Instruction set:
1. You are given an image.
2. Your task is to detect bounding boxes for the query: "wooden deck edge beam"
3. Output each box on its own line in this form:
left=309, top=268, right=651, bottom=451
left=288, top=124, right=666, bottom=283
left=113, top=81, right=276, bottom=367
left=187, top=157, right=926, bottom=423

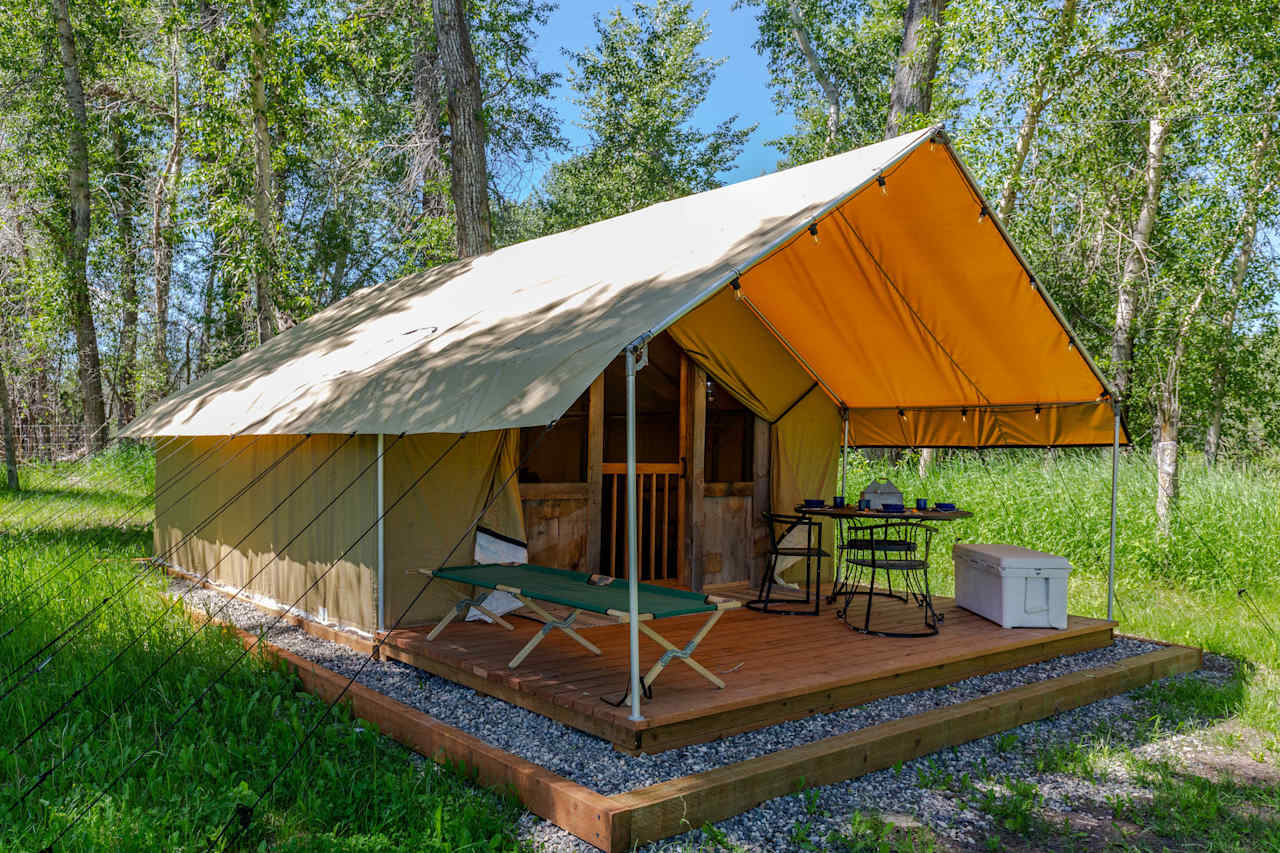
left=608, top=644, right=1201, bottom=850
left=173, top=601, right=625, bottom=851
left=632, top=625, right=1115, bottom=752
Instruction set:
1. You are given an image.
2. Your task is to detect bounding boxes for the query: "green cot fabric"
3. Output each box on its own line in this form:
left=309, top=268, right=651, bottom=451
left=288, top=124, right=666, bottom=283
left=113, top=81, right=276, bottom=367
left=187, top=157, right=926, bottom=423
left=437, top=564, right=715, bottom=618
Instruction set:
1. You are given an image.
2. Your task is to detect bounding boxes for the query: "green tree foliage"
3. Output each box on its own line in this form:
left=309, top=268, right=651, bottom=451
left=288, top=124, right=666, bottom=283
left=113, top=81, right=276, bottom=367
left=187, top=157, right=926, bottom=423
left=737, top=0, right=904, bottom=163
left=0, top=0, right=562, bottom=433
left=530, top=0, right=754, bottom=234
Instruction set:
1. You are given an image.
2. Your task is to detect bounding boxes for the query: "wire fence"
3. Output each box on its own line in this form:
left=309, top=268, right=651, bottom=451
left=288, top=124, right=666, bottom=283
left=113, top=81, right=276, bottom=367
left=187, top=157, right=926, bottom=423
left=9, top=423, right=90, bottom=463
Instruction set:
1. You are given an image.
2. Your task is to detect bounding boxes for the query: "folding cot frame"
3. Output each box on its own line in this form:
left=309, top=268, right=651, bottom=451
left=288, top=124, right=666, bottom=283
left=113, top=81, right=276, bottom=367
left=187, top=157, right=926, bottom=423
left=411, top=564, right=741, bottom=692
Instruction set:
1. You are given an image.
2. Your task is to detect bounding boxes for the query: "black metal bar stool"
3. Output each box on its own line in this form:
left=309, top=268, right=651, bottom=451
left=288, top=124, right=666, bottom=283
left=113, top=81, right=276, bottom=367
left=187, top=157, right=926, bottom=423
left=837, top=520, right=942, bottom=636
left=747, top=512, right=829, bottom=616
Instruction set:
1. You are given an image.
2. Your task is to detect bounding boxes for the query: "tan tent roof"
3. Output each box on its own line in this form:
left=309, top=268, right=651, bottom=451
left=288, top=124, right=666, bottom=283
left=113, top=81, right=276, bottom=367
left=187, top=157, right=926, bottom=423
left=126, top=127, right=1126, bottom=446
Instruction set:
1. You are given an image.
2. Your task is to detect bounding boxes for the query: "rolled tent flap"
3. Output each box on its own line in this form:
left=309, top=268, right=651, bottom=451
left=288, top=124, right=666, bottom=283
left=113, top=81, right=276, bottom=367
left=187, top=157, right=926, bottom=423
left=770, top=389, right=842, bottom=570
left=671, top=290, right=843, bottom=568
left=382, top=430, right=525, bottom=627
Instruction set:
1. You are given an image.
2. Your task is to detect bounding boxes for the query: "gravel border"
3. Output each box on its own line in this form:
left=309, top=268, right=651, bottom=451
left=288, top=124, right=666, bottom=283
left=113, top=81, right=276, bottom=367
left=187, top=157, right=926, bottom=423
left=173, top=577, right=1159, bottom=787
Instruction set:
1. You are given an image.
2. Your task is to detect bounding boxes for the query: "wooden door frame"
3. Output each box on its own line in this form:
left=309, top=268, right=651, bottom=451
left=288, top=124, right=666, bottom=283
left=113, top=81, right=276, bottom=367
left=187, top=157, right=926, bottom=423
left=587, top=348, right=695, bottom=586
left=683, top=359, right=705, bottom=590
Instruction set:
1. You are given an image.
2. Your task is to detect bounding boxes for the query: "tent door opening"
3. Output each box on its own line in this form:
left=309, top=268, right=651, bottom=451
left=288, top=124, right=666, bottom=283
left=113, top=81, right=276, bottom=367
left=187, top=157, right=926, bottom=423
left=600, top=334, right=687, bottom=584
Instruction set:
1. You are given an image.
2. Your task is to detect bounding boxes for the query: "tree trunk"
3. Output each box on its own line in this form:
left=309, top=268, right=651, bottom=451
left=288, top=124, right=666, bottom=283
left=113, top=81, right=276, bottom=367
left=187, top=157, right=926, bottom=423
left=111, top=127, right=141, bottom=426
left=1152, top=263, right=1212, bottom=531
left=249, top=16, right=278, bottom=344
left=0, top=361, right=18, bottom=489
left=1204, top=121, right=1275, bottom=466
left=410, top=34, right=449, bottom=219
left=885, top=0, right=947, bottom=138
left=1153, top=388, right=1178, bottom=535
left=151, top=35, right=183, bottom=396
left=433, top=0, right=492, bottom=257
left=917, top=447, right=934, bottom=477
left=788, top=1, right=840, bottom=154
left=996, top=0, right=1077, bottom=219
left=1111, top=111, right=1169, bottom=406
left=50, top=0, right=107, bottom=450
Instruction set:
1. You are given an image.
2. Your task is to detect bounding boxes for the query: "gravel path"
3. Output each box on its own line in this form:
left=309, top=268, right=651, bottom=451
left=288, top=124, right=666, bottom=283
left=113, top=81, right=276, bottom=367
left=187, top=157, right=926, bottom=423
left=170, top=577, right=1189, bottom=851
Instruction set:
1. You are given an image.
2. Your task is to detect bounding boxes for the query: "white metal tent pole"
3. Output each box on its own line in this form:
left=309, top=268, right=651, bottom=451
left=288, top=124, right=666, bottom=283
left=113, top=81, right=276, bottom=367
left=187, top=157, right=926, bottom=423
left=625, top=341, right=645, bottom=722
left=1107, top=408, right=1119, bottom=621
left=377, top=433, right=386, bottom=631
left=840, top=408, right=849, bottom=498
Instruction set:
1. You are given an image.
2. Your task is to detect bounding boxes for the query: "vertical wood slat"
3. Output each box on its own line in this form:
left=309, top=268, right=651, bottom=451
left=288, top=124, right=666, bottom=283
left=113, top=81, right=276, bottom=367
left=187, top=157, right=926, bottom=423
left=610, top=473, right=619, bottom=577
left=684, top=362, right=705, bottom=590
left=661, top=473, right=670, bottom=580
left=586, top=375, right=605, bottom=574
left=648, top=472, right=657, bottom=580
left=751, top=417, right=771, bottom=588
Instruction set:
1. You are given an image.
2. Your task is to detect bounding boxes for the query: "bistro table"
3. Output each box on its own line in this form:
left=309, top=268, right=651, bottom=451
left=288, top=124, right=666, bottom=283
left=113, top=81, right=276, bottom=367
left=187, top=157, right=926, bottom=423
left=796, top=505, right=974, bottom=524
left=796, top=504, right=973, bottom=631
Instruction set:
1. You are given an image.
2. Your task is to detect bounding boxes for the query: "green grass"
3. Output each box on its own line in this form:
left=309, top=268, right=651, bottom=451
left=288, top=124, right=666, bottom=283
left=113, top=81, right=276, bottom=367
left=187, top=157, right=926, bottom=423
left=0, top=444, right=522, bottom=852
left=844, top=448, right=1280, bottom=732
left=1112, top=758, right=1280, bottom=851
left=5, top=443, right=1280, bottom=851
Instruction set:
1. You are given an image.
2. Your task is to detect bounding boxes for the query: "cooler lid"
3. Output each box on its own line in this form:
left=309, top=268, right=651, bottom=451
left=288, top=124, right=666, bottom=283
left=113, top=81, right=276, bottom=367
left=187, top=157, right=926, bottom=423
left=953, top=543, right=1072, bottom=571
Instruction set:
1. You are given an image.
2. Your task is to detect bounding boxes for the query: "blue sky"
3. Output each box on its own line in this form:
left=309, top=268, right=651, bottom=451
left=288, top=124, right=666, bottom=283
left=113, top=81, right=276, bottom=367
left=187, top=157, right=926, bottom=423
left=520, top=1, right=794, bottom=194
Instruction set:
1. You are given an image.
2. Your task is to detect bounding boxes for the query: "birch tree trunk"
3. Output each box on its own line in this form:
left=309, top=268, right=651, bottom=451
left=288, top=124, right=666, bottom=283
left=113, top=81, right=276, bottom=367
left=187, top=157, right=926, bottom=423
left=1153, top=385, right=1178, bottom=533
left=249, top=16, right=279, bottom=343
left=111, top=127, right=141, bottom=426
left=885, top=0, right=947, bottom=138
left=432, top=0, right=492, bottom=257
left=1205, top=121, right=1275, bottom=466
left=1153, top=264, right=1214, bottom=531
left=1111, top=110, right=1169, bottom=405
left=996, top=0, right=1077, bottom=219
left=151, top=47, right=183, bottom=395
left=788, top=1, right=839, bottom=154
left=50, top=0, right=107, bottom=450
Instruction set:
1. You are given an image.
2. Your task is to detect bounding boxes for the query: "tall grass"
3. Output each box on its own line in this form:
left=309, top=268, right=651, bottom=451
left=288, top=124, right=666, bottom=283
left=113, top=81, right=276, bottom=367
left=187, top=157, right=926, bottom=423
left=843, top=448, right=1280, bottom=730
left=0, top=445, right=521, bottom=852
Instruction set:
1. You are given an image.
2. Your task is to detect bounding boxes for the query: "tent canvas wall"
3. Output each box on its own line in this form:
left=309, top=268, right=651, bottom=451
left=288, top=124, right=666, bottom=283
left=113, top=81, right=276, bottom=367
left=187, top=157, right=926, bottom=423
left=153, top=334, right=837, bottom=636
left=133, top=126, right=1127, bottom=645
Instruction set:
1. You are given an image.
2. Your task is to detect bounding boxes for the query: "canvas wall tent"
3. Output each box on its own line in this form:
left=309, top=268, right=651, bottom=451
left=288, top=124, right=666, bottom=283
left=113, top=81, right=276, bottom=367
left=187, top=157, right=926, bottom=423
left=130, top=127, right=1127, bottom=676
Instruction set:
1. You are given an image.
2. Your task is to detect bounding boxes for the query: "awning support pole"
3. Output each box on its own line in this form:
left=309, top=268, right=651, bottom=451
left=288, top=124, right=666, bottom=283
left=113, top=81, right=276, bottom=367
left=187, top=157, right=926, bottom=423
left=377, top=433, right=386, bottom=631
left=1107, top=408, right=1119, bottom=621
left=626, top=338, right=648, bottom=722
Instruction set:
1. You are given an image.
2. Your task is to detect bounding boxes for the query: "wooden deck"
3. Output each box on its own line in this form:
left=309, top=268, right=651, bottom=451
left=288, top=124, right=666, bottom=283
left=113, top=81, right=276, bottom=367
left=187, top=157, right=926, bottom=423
left=378, top=589, right=1117, bottom=753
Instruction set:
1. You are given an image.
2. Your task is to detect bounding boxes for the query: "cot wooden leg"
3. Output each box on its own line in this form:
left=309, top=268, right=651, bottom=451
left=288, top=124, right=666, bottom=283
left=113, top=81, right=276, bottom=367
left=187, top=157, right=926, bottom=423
left=425, top=604, right=460, bottom=641
left=470, top=604, right=515, bottom=631
left=507, top=598, right=602, bottom=669
left=426, top=598, right=515, bottom=641
left=638, top=609, right=726, bottom=689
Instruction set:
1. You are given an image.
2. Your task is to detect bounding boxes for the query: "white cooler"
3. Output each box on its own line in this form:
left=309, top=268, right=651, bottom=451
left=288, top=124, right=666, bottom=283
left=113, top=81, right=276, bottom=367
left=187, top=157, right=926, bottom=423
left=953, top=544, right=1072, bottom=629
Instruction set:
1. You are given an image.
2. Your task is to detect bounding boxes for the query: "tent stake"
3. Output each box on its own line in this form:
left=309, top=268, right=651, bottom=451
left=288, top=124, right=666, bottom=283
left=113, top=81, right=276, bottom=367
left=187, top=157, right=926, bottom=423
left=1107, top=408, right=1119, bottom=621
left=626, top=341, right=646, bottom=722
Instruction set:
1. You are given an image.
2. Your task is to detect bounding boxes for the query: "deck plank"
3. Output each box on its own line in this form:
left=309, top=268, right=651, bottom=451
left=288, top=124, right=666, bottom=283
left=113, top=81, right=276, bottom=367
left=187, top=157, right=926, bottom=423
left=378, top=592, right=1116, bottom=752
